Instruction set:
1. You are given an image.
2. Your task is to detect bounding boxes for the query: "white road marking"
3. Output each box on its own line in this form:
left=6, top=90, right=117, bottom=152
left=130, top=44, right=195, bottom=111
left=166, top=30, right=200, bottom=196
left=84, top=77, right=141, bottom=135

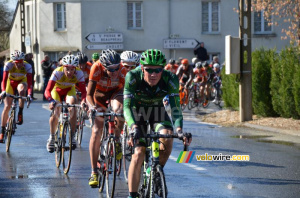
left=169, top=155, right=206, bottom=171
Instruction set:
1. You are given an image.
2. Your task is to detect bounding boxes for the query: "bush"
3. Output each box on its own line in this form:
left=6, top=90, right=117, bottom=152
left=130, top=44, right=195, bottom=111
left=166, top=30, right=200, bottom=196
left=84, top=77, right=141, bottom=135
left=252, top=48, right=277, bottom=117
left=277, top=47, right=299, bottom=118
left=221, top=68, right=239, bottom=110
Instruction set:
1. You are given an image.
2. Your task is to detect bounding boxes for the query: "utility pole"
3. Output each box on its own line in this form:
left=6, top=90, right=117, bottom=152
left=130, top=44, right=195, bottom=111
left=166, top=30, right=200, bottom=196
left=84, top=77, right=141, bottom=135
left=239, top=0, right=252, bottom=121
left=20, top=0, right=26, bottom=53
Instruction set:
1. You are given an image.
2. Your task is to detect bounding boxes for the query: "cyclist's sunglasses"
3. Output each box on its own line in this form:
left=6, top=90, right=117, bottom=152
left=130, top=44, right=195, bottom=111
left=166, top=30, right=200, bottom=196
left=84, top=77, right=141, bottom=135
left=144, top=68, right=163, bottom=74
left=107, top=65, right=120, bottom=72
left=124, top=65, right=136, bottom=70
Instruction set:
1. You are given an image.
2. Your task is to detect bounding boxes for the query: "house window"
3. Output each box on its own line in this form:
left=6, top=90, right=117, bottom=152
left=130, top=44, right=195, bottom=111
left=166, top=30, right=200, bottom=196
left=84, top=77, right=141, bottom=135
left=254, top=10, right=272, bottom=34
left=55, top=3, right=66, bottom=31
left=127, top=2, right=143, bottom=29
left=202, top=1, right=220, bottom=33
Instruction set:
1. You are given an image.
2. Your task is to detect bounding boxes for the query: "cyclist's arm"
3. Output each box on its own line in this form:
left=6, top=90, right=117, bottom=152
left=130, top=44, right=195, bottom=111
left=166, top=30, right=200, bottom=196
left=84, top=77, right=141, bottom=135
left=44, top=80, right=55, bottom=101
left=167, top=74, right=183, bottom=130
left=1, top=71, right=8, bottom=91
left=86, top=80, right=96, bottom=107
left=75, top=69, right=87, bottom=102
left=185, top=66, right=194, bottom=86
left=123, top=71, right=137, bottom=129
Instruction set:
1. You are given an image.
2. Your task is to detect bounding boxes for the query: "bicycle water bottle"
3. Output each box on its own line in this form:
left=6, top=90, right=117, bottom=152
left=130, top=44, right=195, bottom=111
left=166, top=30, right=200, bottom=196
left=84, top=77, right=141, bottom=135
left=146, top=166, right=151, bottom=177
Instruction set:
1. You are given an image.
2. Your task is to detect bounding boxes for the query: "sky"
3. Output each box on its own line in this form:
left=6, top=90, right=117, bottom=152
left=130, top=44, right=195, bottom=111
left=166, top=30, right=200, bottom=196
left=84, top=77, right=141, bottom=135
left=1, top=0, right=17, bottom=10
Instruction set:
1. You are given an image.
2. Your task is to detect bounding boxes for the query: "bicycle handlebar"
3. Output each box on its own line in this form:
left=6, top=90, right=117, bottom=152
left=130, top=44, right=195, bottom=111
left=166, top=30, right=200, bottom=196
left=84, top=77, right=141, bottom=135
left=0, top=94, right=31, bottom=108
left=50, top=103, right=82, bottom=117
left=89, top=111, right=124, bottom=128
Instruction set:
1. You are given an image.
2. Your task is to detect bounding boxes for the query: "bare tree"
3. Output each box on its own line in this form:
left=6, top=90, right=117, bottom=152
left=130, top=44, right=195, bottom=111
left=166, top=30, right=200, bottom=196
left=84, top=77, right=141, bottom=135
left=0, top=1, right=13, bottom=51
left=252, top=0, right=300, bottom=47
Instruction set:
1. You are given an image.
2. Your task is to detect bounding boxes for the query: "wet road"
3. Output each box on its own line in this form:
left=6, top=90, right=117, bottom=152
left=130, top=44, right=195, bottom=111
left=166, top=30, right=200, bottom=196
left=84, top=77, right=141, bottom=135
left=0, top=101, right=300, bottom=198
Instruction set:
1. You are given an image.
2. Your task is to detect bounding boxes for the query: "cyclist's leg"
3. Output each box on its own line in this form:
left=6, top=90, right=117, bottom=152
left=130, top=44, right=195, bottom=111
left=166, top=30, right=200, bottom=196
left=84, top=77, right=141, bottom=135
left=128, top=111, right=147, bottom=194
left=16, top=81, right=27, bottom=125
left=89, top=89, right=107, bottom=185
left=128, top=146, right=146, bottom=192
left=1, top=79, right=15, bottom=130
left=66, top=86, right=77, bottom=132
left=153, top=108, right=173, bottom=167
left=110, top=87, right=124, bottom=139
left=47, top=88, right=62, bottom=152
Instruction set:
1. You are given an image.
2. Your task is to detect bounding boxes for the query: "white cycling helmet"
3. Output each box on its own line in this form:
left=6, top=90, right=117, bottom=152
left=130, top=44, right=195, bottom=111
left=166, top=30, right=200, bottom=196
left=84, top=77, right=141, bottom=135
left=213, top=63, right=220, bottom=69
left=61, top=55, right=79, bottom=67
left=11, top=50, right=25, bottom=61
left=120, top=51, right=139, bottom=66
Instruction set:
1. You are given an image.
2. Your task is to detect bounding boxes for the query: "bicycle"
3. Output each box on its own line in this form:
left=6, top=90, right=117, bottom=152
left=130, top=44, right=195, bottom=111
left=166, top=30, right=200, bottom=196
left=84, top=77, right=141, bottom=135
left=90, top=109, right=123, bottom=197
left=121, top=122, right=133, bottom=183
left=75, top=103, right=87, bottom=146
left=51, top=101, right=81, bottom=174
left=0, top=94, right=30, bottom=152
left=210, top=77, right=222, bottom=109
left=179, top=83, right=191, bottom=111
left=138, top=127, right=191, bottom=198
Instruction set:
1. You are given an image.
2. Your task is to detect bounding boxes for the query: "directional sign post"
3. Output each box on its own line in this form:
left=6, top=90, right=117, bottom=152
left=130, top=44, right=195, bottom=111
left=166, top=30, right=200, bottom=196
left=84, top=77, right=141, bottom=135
left=163, top=39, right=199, bottom=49
left=86, top=33, right=123, bottom=43
left=86, top=44, right=124, bottom=50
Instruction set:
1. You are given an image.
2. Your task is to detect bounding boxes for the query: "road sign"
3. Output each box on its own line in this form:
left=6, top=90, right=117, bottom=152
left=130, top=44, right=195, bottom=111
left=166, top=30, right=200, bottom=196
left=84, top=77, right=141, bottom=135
left=25, top=36, right=31, bottom=46
left=86, top=33, right=123, bottom=43
left=86, top=44, right=124, bottom=50
left=163, top=39, right=199, bottom=49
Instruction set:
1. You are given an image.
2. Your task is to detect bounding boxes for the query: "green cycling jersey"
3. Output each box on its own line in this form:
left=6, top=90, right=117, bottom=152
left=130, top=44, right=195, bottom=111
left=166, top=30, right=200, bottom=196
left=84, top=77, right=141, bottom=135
left=123, top=67, right=183, bottom=130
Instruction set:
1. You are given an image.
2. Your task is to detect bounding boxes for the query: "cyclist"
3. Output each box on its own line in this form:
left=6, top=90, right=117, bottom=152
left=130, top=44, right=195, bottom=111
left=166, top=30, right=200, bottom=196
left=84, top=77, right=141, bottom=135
left=91, top=52, right=99, bottom=64
left=121, top=50, right=139, bottom=73
left=77, top=52, right=92, bottom=86
left=164, top=59, right=179, bottom=74
left=45, top=55, right=87, bottom=153
left=87, top=49, right=126, bottom=187
left=203, top=61, right=214, bottom=103
left=176, top=59, right=194, bottom=106
left=193, top=62, right=207, bottom=103
left=211, top=63, right=222, bottom=103
left=124, top=49, right=191, bottom=198
left=0, top=51, right=33, bottom=143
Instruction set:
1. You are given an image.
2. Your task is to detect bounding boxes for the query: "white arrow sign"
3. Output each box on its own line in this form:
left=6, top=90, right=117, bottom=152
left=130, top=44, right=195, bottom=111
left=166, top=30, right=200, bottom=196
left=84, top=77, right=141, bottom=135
left=86, top=44, right=124, bottom=50
left=163, top=39, right=199, bottom=49
left=86, top=33, right=123, bottom=43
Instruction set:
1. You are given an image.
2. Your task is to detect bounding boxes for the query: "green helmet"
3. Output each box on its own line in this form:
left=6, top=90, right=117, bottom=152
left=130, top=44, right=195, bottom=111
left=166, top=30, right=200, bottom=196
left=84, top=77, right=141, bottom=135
left=140, top=49, right=166, bottom=67
left=92, top=53, right=99, bottom=60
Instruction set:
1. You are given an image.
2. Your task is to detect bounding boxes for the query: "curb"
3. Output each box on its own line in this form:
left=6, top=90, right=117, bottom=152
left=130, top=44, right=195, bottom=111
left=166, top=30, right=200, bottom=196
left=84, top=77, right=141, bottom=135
left=243, top=123, right=299, bottom=137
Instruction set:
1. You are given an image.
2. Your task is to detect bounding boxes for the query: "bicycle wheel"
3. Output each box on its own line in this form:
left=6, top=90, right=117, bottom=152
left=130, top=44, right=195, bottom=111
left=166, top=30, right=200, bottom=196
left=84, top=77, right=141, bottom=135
left=5, top=116, right=14, bottom=152
left=62, top=123, right=72, bottom=174
left=122, top=126, right=132, bottom=183
left=150, top=165, right=167, bottom=198
left=55, top=126, right=62, bottom=168
left=97, top=159, right=106, bottom=192
left=105, top=139, right=116, bottom=198
left=187, top=92, right=196, bottom=110
left=76, top=109, right=84, bottom=145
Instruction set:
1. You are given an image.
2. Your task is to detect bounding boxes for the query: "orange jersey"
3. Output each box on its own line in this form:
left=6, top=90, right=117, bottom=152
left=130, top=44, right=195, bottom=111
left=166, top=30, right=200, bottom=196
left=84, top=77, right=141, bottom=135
left=89, top=61, right=127, bottom=92
left=193, top=68, right=207, bottom=81
left=82, top=61, right=92, bottom=84
left=164, top=64, right=179, bottom=74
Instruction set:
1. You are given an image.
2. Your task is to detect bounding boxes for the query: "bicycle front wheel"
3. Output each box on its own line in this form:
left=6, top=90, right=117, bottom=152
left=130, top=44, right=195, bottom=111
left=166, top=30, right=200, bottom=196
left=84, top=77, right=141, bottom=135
left=122, top=126, right=131, bottom=183
left=151, top=165, right=167, bottom=198
left=105, top=139, right=116, bottom=198
left=5, top=116, right=14, bottom=152
left=76, top=109, right=84, bottom=145
left=55, top=125, right=62, bottom=168
left=62, top=123, right=72, bottom=174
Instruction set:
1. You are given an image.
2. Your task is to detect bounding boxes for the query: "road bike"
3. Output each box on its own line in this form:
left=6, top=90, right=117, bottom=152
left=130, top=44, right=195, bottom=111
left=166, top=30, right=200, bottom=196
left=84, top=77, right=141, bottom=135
left=121, top=122, right=133, bottom=183
left=209, top=76, right=223, bottom=109
left=90, top=109, right=123, bottom=197
left=0, top=94, right=30, bottom=152
left=52, top=102, right=81, bottom=174
left=75, top=103, right=87, bottom=146
left=138, top=127, right=191, bottom=198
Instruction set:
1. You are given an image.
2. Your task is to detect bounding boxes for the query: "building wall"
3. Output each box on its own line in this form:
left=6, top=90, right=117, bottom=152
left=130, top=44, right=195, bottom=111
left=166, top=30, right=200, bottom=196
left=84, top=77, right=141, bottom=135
left=10, top=0, right=291, bottom=91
